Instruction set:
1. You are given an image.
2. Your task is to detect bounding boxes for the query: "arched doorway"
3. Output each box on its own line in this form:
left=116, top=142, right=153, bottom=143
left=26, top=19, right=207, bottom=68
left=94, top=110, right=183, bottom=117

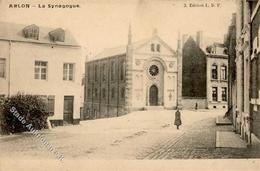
left=149, top=85, right=158, bottom=106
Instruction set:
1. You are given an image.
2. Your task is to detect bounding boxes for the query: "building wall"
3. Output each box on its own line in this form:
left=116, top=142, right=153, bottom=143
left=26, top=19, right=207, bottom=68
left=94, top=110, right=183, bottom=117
left=181, top=98, right=207, bottom=109
left=131, top=38, right=178, bottom=109
left=232, top=0, right=260, bottom=144
left=250, top=3, right=260, bottom=140
left=0, top=40, right=83, bottom=124
left=84, top=55, right=126, bottom=119
left=0, top=41, right=10, bottom=95
left=182, top=37, right=207, bottom=109
left=182, top=37, right=207, bottom=98
left=224, top=13, right=236, bottom=122
left=84, top=35, right=178, bottom=118
left=207, top=55, right=228, bottom=109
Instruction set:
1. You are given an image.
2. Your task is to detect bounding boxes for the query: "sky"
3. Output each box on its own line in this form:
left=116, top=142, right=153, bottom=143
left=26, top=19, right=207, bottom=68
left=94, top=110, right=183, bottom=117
left=0, top=0, right=236, bottom=57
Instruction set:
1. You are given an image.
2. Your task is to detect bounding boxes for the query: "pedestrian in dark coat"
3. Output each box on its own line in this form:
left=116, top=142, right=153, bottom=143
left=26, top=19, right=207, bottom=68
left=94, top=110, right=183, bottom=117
left=195, top=102, right=198, bottom=110
left=174, top=108, right=182, bottom=129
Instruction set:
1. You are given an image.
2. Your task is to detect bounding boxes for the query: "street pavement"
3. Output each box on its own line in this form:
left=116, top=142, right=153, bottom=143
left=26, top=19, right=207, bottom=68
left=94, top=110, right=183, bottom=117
left=0, top=109, right=259, bottom=161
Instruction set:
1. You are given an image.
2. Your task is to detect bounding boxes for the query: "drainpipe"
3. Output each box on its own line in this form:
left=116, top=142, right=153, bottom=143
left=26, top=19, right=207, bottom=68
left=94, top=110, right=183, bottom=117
left=8, top=40, right=12, bottom=97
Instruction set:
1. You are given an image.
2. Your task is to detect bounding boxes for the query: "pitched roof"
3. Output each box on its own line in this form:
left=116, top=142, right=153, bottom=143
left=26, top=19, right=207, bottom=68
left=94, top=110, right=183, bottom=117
left=89, top=38, right=150, bottom=61
left=0, top=22, right=80, bottom=46
left=89, top=35, right=176, bottom=61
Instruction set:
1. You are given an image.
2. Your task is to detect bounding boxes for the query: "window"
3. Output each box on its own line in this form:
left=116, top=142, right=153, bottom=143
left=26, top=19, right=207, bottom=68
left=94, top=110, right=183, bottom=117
left=94, top=64, right=98, bottom=81
left=221, top=65, right=227, bottom=80
left=102, top=64, right=106, bottom=81
left=149, top=65, right=159, bottom=76
left=23, top=25, right=39, bottom=40
left=222, top=87, right=227, bottom=101
left=94, top=88, right=98, bottom=98
left=35, top=61, right=47, bottom=80
left=63, top=63, right=74, bottom=81
left=111, top=61, right=115, bottom=81
left=212, top=87, right=218, bottom=101
left=49, top=28, right=65, bottom=42
left=151, top=44, right=155, bottom=52
left=211, top=64, right=218, bottom=79
left=111, top=87, right=115, bottom=99
left=121, top=88, right=125, bottom=98
left=0, top=58, right=6, bottom=78
left=87, top=66, right=91, bottom=83
left=87, top=88, right=91, bottom=98
left=156, top=44, right=160, bottom=52
left=102, top=88, right=106, bottom=99
left=120, top=60, right=125, bottom=81
left=47, top=96, right=55, bottom=116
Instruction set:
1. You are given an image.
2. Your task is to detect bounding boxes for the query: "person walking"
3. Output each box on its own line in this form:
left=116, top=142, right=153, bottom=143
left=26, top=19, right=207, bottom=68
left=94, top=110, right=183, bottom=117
left=174, top=108, right=182, bottom=129
left=195, top=102, right=198, bottom=110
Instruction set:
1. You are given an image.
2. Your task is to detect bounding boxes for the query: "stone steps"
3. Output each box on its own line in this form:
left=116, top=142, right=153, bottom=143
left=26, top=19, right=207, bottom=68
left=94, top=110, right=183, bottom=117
left=144, top=106, right=165, bottom=110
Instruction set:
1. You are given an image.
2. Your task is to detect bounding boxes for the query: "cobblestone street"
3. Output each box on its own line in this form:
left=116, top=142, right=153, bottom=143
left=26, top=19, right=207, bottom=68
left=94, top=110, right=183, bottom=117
left=137, top=117, right=260, bottom=159
left=0, top=109, right=259, bottom=161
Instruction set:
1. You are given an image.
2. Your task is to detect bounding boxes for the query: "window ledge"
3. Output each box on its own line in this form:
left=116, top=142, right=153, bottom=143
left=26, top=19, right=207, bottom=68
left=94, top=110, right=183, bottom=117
left=220, top=79, right=228, bottom=82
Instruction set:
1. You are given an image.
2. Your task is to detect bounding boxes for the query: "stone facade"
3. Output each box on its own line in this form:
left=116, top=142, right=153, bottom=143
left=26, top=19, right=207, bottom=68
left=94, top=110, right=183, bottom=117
left=206, top=53, right=228, bottom=109
left=250, top=1, right=260, bottom=142
left=226, top=0, right=260, bottom=144
left=84, top=29, right=180, bottom=119
left=225, top=13, right=236, bottom=123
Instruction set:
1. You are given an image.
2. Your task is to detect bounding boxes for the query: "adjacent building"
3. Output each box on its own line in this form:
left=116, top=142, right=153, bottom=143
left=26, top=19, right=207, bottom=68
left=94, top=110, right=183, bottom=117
left=226, top=0, right=260, bottom=144
left=182, top=33, right=207, bottom=109
left=182, top=32, right=228, bottom=109
left=0, top=22, right=83, bottom=126
left=206, top=43, right=228, bottom=109
left=84, top=28, right=181, bottom=119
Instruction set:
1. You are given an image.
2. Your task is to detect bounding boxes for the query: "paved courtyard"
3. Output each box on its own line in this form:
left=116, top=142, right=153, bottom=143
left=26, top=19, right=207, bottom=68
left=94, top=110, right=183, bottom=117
left=0, top=109, right=259, bottom=161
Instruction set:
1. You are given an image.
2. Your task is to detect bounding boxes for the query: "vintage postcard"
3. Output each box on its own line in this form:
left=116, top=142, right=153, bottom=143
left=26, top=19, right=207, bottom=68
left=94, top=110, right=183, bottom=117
left=0, top=0, right=259, bottom=170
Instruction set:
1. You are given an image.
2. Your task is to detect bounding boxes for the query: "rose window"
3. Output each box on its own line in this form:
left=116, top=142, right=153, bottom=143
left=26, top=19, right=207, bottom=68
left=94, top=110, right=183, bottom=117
left=149, top=65, right=159, bottom=76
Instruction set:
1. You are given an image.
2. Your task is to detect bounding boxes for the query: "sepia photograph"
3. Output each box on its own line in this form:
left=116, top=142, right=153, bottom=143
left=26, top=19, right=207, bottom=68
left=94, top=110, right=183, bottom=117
left=0, top=0, right=259, bottom=170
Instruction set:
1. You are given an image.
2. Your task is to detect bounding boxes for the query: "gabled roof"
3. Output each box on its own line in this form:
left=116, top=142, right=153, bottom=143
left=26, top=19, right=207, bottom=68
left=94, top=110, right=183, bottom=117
left=0, top=22, right=80, bottom=46
left=89, top=35, right=176, bottom=61
left=184, top=36, right=207, bottom=54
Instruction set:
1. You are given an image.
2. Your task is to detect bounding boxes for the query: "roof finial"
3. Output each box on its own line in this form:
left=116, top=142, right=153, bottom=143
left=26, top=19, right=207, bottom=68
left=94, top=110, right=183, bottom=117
left=128, top=23, right=132, bottom=45
left=152, top=28, right=158, bottom=36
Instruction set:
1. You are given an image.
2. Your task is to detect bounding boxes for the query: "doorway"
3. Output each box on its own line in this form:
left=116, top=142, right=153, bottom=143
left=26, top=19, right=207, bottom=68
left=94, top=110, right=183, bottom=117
left=63, top=96, right=74, bottom=124
left=149, top=85, right=158, bottom=106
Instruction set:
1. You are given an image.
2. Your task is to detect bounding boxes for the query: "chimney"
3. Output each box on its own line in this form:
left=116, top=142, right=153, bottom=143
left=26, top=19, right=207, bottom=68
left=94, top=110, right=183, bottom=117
left=196, top=31, right=203, bottom=48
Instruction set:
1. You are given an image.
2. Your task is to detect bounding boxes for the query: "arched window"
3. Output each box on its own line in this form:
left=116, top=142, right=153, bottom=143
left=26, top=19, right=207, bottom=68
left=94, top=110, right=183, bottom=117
left=87, top=66, right=91, bottom=83
left=121, top=88, right=125, bottom=98
left=102, top=64, right=106, bottom=81
left=221, top=65, right=227, bottom=80
left=94, top=88, right=98, bottom=98
left=94, top=64, right=98, bottom=81
left=151, top=44, right=155, bottom=52
left=120, top=59, right=125, bottom=81
left=87, top=88, right=91, bottom=98
left=211, top=64, right=218, bottom=79
left=102, top=88, right=106, bottom=99
left=111, top=87, right=115, bottom=99
left=156, top=44, right=160, bottom=52
left=111, top=61, right=115, bottom=81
